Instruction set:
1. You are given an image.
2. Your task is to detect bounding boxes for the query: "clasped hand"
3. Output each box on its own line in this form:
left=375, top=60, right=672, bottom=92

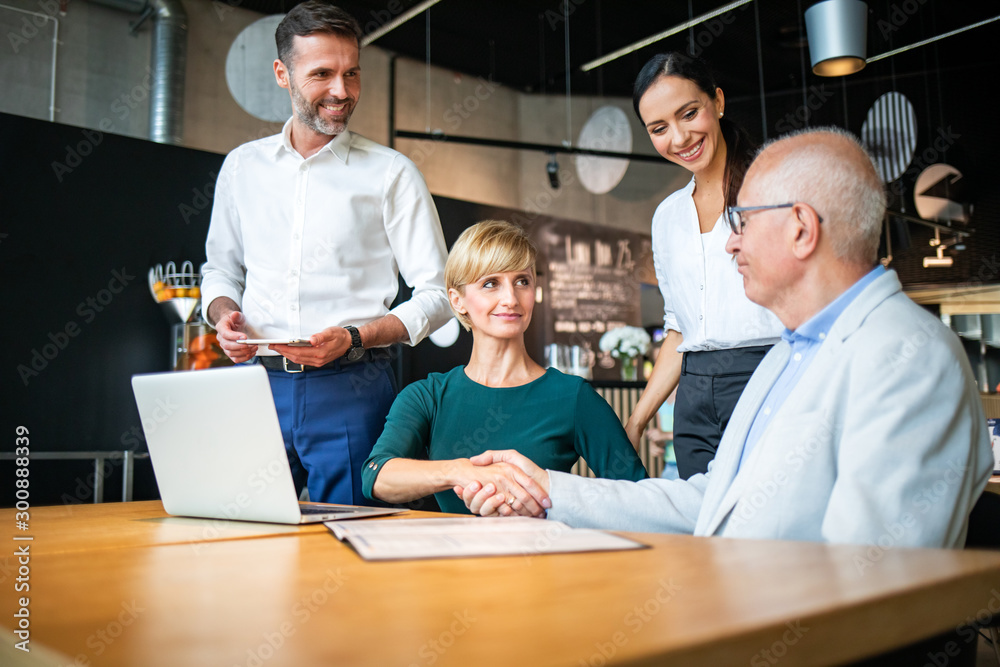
left=453, top=451, right=551, bottom=518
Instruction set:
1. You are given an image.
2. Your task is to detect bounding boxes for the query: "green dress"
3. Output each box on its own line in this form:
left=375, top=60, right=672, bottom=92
left=362, top=366, right=648, bottom=514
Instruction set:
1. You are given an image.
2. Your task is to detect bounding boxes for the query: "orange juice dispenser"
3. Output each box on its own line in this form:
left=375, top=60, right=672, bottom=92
left=148, top=261, right=231, bottom=371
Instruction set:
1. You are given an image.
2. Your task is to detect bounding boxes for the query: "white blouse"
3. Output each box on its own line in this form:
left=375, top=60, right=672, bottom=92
left=651, top=178, right=782, bottom=354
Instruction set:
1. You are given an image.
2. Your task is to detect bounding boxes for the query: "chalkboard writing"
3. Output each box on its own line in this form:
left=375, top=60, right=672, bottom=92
left=533, top=218, right=654, bottom=381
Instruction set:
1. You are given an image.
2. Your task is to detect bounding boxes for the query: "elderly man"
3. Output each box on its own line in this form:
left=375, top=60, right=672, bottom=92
left=202, top=2, right=450, bottom=505
left=458, top=127, right=991, bottom=549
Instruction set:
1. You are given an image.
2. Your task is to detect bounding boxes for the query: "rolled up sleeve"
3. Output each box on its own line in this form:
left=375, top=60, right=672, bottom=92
left=382, top=155, right=451, bottom=345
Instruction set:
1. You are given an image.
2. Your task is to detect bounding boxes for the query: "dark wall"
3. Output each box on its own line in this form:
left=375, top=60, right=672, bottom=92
left=1, top=113, right=226, bottom=503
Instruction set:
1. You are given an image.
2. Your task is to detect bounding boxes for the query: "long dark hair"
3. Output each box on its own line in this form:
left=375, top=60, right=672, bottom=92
left=633, top=53, right=755, bottom=211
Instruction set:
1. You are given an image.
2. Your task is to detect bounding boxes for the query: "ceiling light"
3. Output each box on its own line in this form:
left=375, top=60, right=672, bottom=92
left=804, top=0, right=868, bottom=77
left=579, top=0, right=755, bottom=73
left=361, top=0, right=442, bottom=47
left=923, top=229, right=956, bottom=268
left=867, top=14, right=1000, bottom=65
left=923, top=256, right=953, bottom=268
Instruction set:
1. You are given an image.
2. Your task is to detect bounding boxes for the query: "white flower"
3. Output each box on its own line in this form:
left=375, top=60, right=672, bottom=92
left=598, top=326, right=651, bottom=360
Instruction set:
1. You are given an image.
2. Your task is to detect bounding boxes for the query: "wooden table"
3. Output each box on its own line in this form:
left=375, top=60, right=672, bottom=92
left=0, top=500, right=326, bottom=555
left=3, top=502, right=1000, bottom=666
left=987, top=474, right=1000, bottom=495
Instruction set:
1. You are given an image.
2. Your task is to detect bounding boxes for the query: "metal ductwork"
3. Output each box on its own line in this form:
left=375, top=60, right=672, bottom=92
left=87, top=0, right=187, bottom=145
left=148, top=0, right=187, bottom=144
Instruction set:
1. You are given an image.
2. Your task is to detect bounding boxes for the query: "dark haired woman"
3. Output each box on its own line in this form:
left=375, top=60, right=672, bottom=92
left=624, top=53, right=782, bottom=479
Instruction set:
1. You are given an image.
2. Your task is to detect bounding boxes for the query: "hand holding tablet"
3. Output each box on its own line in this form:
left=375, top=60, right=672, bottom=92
left=238, top=338, right=313, bottom=347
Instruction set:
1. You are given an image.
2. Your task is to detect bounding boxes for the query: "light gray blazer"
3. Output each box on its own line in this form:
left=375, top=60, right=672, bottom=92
left=549, top=270, right=992, bottom=548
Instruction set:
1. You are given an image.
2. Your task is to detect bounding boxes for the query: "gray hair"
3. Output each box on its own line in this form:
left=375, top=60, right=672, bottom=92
left=752, top=126, right=886, bottom=266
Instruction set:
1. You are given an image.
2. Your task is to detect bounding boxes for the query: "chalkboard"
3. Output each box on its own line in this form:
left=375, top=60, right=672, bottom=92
left=533, top=218, right=655, bottom=381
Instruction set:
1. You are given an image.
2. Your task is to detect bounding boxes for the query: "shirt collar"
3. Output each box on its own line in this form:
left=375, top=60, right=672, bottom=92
left=787, top=264, right=886, bottom=343
left=274, top=118, right=352, bottom=163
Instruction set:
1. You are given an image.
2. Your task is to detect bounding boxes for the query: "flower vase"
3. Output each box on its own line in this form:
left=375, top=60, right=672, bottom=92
left=620, top=356, right=639, bottom=382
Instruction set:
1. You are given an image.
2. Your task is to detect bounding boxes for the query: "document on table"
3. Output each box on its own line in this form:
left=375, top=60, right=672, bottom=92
left=325, top=517, right=647, bottom=561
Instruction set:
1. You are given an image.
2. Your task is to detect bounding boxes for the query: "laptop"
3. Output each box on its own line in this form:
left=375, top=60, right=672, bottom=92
left=131, top=364, right=403, bottom=524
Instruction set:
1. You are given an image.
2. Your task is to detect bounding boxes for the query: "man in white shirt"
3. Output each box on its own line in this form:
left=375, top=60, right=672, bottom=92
left=202, top=1, right=450, bottom=505
left=455, top=128, right=991, bottom=551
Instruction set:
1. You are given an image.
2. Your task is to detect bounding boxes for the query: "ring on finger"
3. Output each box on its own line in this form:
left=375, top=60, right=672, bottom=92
left=507, top=496, right=516, bottom=506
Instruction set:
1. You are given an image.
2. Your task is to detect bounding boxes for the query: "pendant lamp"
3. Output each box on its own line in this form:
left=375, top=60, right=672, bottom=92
left=805, top=0, right=868, bottom=76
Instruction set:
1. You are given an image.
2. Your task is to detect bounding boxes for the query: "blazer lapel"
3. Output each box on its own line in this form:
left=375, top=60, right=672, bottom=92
left=696, top=344, right=789, bottom=536
left=699, top=270, right=904, bottom=536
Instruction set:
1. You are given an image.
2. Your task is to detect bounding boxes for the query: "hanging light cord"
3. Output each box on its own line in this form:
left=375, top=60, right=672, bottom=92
left=425, top=10, right=431, bottom=133
left=754, top=1, right=767, bottom=139
left=564, top=0, right=572, bottom=147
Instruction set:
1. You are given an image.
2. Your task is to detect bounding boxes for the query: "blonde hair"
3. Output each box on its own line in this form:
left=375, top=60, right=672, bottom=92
left=445, top=220, right=537, bottom=330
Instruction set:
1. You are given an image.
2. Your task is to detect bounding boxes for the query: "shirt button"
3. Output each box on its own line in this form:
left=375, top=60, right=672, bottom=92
left=293, top=233, right=300, bottom=240
left=700, top=285, right=704, bottom=290
left=793, top=353, right=802, bottom=361
left=290, top=304, right=298, bottom=311
left=763, top=407, right=771, bottom=416
left=819, top=332, right=827, bottom=340
left=699, top=315, right=703, bottom=321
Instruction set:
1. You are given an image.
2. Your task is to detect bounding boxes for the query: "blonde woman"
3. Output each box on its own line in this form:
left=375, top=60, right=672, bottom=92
left=362, top=220, right=647, bottom=515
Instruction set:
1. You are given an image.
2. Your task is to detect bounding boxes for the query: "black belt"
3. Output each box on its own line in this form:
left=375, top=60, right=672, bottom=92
left=257, top=348, right=391, bottom=374
left=681, top=345, right=772, bottom=377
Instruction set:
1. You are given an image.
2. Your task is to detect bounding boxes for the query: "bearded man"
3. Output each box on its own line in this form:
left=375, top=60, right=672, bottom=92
left=202, top=1, right=450, bottom=505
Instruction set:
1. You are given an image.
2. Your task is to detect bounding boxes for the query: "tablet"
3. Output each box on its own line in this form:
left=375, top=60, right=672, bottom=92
left=237, top=338, right=313, bottom=346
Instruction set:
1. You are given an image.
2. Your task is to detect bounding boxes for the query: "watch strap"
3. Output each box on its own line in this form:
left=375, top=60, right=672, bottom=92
left=344, top=325, right=365, bottom=361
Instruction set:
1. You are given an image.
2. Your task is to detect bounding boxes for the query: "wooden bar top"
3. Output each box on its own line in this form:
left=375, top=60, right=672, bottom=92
left=2, top=502, right=1000, bottom=666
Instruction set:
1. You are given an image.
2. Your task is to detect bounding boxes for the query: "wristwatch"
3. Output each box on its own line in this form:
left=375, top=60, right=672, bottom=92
left=344, top=325, right=365, bottom=361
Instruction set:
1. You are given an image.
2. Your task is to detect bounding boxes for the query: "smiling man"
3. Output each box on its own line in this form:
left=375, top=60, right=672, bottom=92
left=201, top=2, right=451, bottom=506
left=458, top=127, right=992, bottom=551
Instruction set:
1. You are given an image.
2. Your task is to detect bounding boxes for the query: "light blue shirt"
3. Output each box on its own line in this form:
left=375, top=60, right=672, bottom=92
left=737, top=265, right=886, bottom=470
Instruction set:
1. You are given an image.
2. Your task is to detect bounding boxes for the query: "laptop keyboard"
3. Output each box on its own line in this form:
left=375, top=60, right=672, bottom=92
left=300, top=504, right=348, bottom=515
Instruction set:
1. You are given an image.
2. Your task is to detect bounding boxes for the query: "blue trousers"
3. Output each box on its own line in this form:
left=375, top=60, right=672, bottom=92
left=264, top=359, right=396, bottom=505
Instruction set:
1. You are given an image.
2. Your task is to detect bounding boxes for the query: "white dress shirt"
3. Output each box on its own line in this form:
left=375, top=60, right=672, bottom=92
left=202, top=120, right=451, bottom=353
left=651, top=178, right=782, bottom=353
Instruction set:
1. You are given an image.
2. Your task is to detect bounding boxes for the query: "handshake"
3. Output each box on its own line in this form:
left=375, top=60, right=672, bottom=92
left=453, top=451, right=552, bottom=518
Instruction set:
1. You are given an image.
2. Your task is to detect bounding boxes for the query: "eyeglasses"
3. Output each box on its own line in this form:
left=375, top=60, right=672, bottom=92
left=725, top=203, right=795, bottom=235
left=725, top=202, right=825, bottom=235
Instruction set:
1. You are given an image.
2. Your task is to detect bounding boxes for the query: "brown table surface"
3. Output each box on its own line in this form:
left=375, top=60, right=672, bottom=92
left=3, top=502, right=1000, bottom=666
left=988, top=475, right=1000, bottom=495
left=0, top=500, right=422, bottom=556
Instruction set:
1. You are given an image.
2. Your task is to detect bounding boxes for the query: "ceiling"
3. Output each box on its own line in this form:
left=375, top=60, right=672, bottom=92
left=235, top=0, right=999, bottom=100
